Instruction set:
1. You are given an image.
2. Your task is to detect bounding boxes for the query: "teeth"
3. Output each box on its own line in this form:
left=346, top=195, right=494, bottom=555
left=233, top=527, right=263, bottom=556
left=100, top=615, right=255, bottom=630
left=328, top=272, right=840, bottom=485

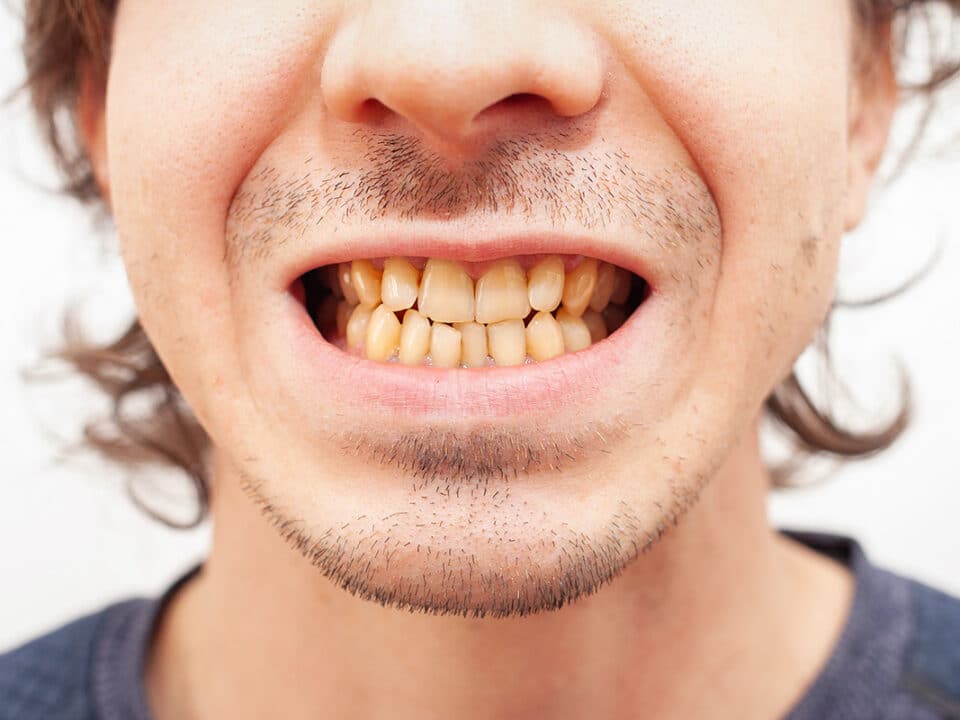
left=475, top=259, right=531, bottom=324
left=603, top=305, right=628, bottom=335
left=346, top=304, right=373, bottom=350
left=398, top=309, right=431, bottom=365
left=555, top=308, right=592, bottom=352
left=351, top=259, right=382, bottom=308
left=561, top=258, right=598, bottom=317
left=338, top=263, right=360, bottom=305
left=418, top=259, right=476, bottom=324
left=381, top=257, right=420, bottom=311
left=430, top=323, right=462, bottom=368
left=456, top=322, right=489, bottom=368
left=527, top=256, right=565, bottom=312
left=610, top=267, right=632, bottom=305
left=336, top=301, right=353, bottom=338
left=582, top=309, right=608, bottom=343
left=487, top=319, right=527, bottom=367
left=365, top=305, right=402, bottom=362
left=589, top=262, right=616, bottom=312
left=525, top=311, right=565, bottom=362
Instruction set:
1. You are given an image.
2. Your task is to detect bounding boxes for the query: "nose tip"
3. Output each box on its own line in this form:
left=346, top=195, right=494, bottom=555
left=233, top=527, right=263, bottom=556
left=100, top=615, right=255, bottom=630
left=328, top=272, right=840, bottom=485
left=321, top=4, right=605, bottom=142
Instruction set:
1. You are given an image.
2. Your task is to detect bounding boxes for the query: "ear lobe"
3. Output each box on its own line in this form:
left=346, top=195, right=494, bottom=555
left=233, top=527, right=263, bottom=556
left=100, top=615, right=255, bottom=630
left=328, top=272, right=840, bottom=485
left=844, top=23, right=899, bottom=232
left=78, top=61, right=111, bottom=203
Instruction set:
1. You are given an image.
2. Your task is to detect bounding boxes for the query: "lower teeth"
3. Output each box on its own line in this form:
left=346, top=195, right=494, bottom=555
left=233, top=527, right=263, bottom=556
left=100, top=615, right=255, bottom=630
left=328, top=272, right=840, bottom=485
left=302, top=255, right=645, bottom=368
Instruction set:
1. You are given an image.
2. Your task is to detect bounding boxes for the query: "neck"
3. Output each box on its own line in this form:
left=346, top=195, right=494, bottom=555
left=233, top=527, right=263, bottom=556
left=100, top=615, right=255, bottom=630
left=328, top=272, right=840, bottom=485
left=146, top=424, right=853, bottom=720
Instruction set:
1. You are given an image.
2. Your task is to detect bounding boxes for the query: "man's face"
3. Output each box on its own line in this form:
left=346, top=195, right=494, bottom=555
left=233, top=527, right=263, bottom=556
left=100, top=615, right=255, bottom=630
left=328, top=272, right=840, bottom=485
left=95, top=1, right=884, bottom=615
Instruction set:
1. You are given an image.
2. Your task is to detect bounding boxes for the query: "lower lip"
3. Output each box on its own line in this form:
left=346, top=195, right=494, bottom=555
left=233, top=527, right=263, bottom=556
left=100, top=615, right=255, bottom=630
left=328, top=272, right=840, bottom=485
left=283, top=293, right=662, bottom=419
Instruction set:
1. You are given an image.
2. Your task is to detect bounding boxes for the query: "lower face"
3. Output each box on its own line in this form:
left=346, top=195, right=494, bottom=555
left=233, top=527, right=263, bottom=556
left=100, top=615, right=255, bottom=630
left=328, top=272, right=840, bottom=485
left=104, top=0, right=852, bottom=616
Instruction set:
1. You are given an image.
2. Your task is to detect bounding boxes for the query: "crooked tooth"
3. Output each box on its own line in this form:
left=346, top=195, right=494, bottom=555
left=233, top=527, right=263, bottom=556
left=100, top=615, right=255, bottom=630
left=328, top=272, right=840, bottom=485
left=336, top=301, right=352, bottom=338
left=418, top=259, right=475, bottom=324
left=487, top=319, right=526, bottom=367
left=561, top=258, right=598, bottom=317
left=610, top=267, right=632, bottom=305
left=338, top=263, right=360, bottom=305
left=589, top=262, right=616, bottom=312
left=381, top=257, right=420, bottom=311
left=430, top=323, right=462, bottom=368
left=525, top=311, right=565, bottom=362
left=555, top=308, right=592, bottom=352
left=365, top=305, right=401, bottom=362
left=527, top=256, right=565, bottom=312
left=455, top=322, right=489, bottom=368
left=351, top=259, right=382, bottom=308
left=582, top=309, right=608, bottom=343
left=398, top=309, right=431, bottom=365
left=346, top=304, right=373, bottom=350
left=475, top=259, right=531, bottom=324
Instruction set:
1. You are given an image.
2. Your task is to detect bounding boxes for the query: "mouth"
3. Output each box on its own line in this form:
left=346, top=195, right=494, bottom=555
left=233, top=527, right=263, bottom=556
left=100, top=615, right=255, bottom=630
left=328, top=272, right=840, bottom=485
left=294, top=254, right=650, bottom=368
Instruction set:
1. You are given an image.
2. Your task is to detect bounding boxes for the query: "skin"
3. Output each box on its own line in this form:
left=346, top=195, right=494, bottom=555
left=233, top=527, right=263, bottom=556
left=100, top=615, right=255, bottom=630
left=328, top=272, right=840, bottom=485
left=80, top=0, right=897, bottom=717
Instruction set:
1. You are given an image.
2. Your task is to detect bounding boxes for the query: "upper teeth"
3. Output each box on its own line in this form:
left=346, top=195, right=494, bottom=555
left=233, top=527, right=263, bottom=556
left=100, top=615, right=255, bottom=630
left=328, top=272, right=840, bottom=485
left=319, top=255, right=635, bottom=368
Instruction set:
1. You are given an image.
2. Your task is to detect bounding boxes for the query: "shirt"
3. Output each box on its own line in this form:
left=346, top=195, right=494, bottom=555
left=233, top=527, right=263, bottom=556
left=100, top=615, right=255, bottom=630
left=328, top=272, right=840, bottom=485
left=2, top=531, right=959, bottom=719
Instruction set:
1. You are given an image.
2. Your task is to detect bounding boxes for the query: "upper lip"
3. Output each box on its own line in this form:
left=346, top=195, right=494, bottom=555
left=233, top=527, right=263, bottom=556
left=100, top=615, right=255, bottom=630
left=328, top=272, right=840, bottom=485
left=277, top=224, right=656, bottom=292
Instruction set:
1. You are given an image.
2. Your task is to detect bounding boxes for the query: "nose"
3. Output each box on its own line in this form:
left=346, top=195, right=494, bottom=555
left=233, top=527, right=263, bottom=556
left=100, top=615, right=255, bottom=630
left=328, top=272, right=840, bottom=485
left=321, top=0, right=605, bottom=142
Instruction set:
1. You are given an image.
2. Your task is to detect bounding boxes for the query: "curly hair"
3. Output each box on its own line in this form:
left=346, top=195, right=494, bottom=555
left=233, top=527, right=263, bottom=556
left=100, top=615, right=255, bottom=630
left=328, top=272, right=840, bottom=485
left=18, top=0, right=960, bottom=527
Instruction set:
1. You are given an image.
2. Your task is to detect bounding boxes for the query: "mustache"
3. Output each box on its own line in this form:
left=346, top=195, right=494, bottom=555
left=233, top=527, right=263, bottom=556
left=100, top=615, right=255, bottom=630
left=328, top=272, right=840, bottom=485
left=225, top=130, right=718, bottom=266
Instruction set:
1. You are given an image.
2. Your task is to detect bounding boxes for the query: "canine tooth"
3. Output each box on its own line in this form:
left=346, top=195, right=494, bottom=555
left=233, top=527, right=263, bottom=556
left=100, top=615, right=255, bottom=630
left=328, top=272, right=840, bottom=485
left=610, top=268, right=631, bottom=305
left=582, top=309, right=607, bottom=343
left=555, top=308, right=592, bottom=352
left=589, top=262, right=616, bottom=312
left=346, top=304, right=373, bottom=349
left=475, top=259, right=531, bottom=324
left=336, top=301, right=352, bottom=337
left=338, top=263, right=360, bottom=305
left=365, top=305, right=401, bottom=362
left=418, top=259, right=475, bottom=323
left=381, top=257, right=420, bottom=311
left=430, top=323, right=462, bottom=368
left=351, top=259, right=382, bottom=308
left=525, top=312, right=565, bottom=362
left=561, top=258, right=598, bottom=317
left=527, top=256, right=565, bottom=312
left=399, top=309, right=431, bottom=365
left=604, top=305, right=628, bottom=334
left=487, top=319, right=526, bottom=367
left=455, top=322, right=489, bottom=368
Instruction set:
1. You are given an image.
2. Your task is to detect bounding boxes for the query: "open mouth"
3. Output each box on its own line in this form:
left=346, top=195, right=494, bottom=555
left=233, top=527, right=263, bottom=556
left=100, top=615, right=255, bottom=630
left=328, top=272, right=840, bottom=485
left=294, top=255, right=649, bottom=368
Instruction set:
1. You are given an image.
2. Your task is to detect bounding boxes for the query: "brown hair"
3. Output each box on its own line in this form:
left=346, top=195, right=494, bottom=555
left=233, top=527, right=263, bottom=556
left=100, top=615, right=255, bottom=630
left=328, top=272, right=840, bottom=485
left=19, top=0, right=960, bottom=527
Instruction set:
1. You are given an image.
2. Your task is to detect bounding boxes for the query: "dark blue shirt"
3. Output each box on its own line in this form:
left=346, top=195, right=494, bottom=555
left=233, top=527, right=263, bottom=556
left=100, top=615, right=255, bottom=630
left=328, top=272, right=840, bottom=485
left=2, top=531, right=959, bottom=719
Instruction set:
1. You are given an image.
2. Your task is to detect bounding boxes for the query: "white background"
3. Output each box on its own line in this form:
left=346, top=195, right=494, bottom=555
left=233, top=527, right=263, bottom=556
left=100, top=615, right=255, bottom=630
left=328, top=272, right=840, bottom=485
left=1, top=9, right=958, bottom=652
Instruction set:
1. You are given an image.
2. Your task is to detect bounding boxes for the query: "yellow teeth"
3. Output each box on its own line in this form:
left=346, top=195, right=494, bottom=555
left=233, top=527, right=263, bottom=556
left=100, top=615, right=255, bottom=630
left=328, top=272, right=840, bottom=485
left=381, top=257, right=420, bottom=311
left=418, top=259, right=476, bottom=324
left=475, top=259, right=531, bottom=324
left=561, top=258, right=598, bottom=317
left=527, top=256, right=565, bottom=312
left=487, top=319, right=527, bottom=367
left=321, top=254, right=641, bottom=367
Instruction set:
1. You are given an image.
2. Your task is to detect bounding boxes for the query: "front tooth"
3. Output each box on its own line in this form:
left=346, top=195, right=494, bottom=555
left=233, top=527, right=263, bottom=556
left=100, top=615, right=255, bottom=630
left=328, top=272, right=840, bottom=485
left=610, top=267, right=632, bottom=305
left=430, top=323, right=462, bottom=368
left=381, top=257, right=420, bottom=311
left=338, top=263, right=360, bottom=305
left=351, top=259, right=382, bottom=308
left=487, top=319, right=526, bottom=366
left=418, top=259, right=475, bottom=323
left=589, top=262, right=617, bottom=312
left=475, top=259, right=531, bottom=324
left=582, top=309, right=608, bottom=343
left=398, top=309, right=431, bottom=365
left=555, top=308, right=592, bottom=352
left=346, top=304, right=373, bottom=349
left=561, top=258, right=598, bottom=317
left=525, top=312, right=565, bottom=362
left=365, top=305, right=402, bottom=362
left=455, top=322, right=489, bottom=368
left=527, top=256, right=565, bottom=312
